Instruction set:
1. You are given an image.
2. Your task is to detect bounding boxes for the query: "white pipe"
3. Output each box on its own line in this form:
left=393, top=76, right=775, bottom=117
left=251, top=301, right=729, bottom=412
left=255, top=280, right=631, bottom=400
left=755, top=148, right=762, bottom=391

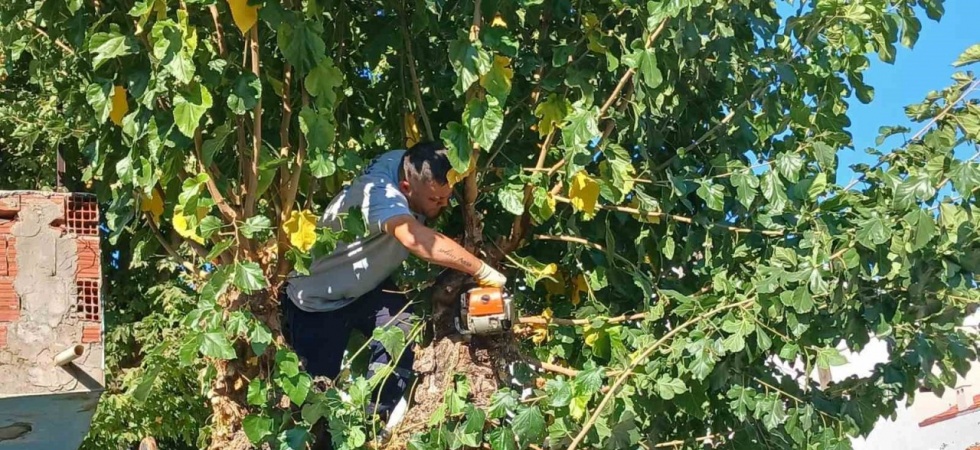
left=53, top=344, right=84, bottom=367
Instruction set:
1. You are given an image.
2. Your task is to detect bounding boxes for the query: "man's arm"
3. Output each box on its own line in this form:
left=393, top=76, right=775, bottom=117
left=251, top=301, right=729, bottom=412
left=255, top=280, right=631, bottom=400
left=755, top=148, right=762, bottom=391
left=383, top=215, right=505, bottom=286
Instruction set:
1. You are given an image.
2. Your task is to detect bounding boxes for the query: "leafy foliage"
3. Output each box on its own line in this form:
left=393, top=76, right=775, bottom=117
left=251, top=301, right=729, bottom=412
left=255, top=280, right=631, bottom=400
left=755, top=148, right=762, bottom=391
left=1, top=0, right=979, bottom=449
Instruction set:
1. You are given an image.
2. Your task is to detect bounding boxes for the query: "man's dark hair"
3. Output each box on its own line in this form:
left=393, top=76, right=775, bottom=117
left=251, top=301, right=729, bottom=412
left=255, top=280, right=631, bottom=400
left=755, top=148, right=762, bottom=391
left=402, top=141, right=451, bottom=185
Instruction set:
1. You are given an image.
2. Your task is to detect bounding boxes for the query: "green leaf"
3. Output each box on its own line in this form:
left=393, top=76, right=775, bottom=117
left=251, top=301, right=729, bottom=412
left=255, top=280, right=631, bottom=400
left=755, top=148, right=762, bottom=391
left=953, top=44, right=980, bottom=67
left=561, top=106, right=600, bottom=151
left=242, top=414, right=273, bottom=444
left=812, top=142, right=837, bottom=170
left=299, top=106, right=335, bottom=156
left=304, top=57, right=343, bottom=106
left=457, top=405, right=486, bottom=447
left=449, top=36, right=491, bottom=96
left=276, top=349, right=301, bottom=377
left=731, top=171, right=759, bottom=208
left=441, top=122, right=471, bottom=173
left=624, top=48, right=663, bottom=88
left=949, top=161, right=980, bottom=195
left=481, top=55, right=513, bottom=101
left=202, top=123, right=233, bottom=166
left=88, top=29, right=139, bottom=70
left=487, top=427, right=518, bottom=450
left=498, top=188, right=525, bottom=215
left=233, top=261, right=268, bottom=293
left=808, top=173, right=828, bottom=200
left=227, top=73, right=261, bottom=115
left=150, top=19, right=195, bottom=84
left=855, top=216, right=891, bottom=249
left=131, top=364, right=160, bottom=402
left=279, top=428, right=311, bottom=450
left=249, top=321, right=273, bottom=355
left=200, top=332, right=236, bottom=360
left=903, top=209, right=937, bottom=251
left=780, top=286, right=815, bottom=313
left=173, top=83, right=213, bottom=137
left=574, top=366, right=605, bottom=395
left=775, top=153, right=804, bottom=182
left=511, top=406, right=545, bottom=444
left=86, top=80, right=113, bottom=122
left=761, top=172, right=788, bottom=212
left=179, top=332, right=203, bottom=365
left=529, top=187, right=556, bottom=224
left=816, top=347, right=848, bottom=370
left=241, top=215, right=272, bottom=239
left=534, top=94, right=570, bottom=138
left=464, top=96, right=504, bottom=150
left=281, top=373, right=312, bottom=405
left=895, top=174, right=936, bottom=204
left=277, top=21, right=326, bottom=74
left=373, top=326, right=406, bottom=359
left=655, top=375, right=688, bottom=400
left=545, top=378, right=573, bottom=407
left=727, top=386, right=757, bottom=421
left=247, top=378, right=268, bottom=406
left=488, top=390, right=518, bottom=419
left=696, top=181, right=725, bottom=211
left=199, top=216, right=223, bottom=239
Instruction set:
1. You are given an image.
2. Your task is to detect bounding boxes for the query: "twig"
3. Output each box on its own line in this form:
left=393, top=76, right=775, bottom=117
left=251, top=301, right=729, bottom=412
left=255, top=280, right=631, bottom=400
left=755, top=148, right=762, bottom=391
left=208, top=5, right=227, bottom=57
left=396, top=0, right=433, bottom=140
left=193, top=129, right=239, bottom=222
left=547, top=19, right=669, bottom=176
left=842, top=78, right=980, bottom=192
left=550, top=195, right=785, bottom=236
left=145, top=212, right=188, bottom=267
left=598, top=19, right=667, bottom=118
left=468, top=0, right=482, bottom=42
left=533, top=233, right=604, bottom=251
left=565, top=298, right=755, bottom=450
left=31, top=25, right=74, bottom=55
left=276, top=89, right=310, bottom=280
left=519, top=312, right=647, bottom=326
left=244, top=26, right=262, bottom=219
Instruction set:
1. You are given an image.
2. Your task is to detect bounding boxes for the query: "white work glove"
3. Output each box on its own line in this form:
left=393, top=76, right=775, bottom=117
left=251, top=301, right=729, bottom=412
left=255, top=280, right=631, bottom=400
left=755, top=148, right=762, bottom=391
left=474, top=261, right=507, bottom=288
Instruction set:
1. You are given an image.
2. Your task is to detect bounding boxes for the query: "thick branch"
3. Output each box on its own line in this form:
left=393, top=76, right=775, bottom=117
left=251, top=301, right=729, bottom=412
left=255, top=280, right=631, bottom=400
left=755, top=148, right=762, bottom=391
left=276, top=90, right=310, bottom=280
left=244, top=26, right=262, bottom=219
left=396, top=0, right=433, bottom=140
left=565, top=298, right=755, bottom=450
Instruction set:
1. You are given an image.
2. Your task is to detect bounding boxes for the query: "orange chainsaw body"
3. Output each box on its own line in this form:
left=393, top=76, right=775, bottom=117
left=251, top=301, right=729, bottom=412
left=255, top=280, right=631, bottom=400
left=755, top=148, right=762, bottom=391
left=456, top=287, right=515, bottom=335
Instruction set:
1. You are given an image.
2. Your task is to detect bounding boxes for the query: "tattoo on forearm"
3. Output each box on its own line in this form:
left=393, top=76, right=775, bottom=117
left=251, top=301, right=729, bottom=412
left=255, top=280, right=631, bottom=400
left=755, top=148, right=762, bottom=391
left=439, top=248, right=474, bottom=269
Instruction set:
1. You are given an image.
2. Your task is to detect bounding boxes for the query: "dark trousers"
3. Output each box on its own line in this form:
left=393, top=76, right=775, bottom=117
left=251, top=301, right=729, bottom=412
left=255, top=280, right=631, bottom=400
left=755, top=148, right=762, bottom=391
left=281, top=280, right=415, bottom=421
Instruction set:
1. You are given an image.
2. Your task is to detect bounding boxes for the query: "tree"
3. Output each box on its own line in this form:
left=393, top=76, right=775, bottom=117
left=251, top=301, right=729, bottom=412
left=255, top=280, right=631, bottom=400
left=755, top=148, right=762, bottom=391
left=1, top=0, right=979, bottom=449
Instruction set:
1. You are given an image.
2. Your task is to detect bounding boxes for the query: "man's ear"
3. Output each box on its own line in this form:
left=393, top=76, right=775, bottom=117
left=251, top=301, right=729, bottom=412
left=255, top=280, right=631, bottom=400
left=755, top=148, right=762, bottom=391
left=399, top=179, right=411, bottom=195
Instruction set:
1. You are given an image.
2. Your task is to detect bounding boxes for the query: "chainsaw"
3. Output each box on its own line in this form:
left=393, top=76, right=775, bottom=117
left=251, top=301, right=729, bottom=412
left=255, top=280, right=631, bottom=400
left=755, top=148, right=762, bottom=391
left=454, top=286, right=516, bottom=335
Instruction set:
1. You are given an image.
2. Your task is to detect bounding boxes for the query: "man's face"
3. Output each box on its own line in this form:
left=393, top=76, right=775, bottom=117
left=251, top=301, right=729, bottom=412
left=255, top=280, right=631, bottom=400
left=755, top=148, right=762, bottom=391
left=401, top=178, right=453, bottom=219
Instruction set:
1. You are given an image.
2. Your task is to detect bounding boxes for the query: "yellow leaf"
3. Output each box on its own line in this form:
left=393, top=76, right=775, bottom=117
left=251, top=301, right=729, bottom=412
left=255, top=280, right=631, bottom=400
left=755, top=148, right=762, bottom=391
left=283, top=210, right=318, bottom=252
left=584, top=325, right=603, bottom=348
left=628, top=197, right=661, bottom=224
left=140, top=188, right=164, bottom=222
left=531, top=326, right=549, bottom=345
left=173, top=205, right=205, bottom=245
left=491, top=13, right=507, bottom=28
left=227, top=0, right=259, bottom=35
left=404, top=112, right=421, bottom=148
left=480, top=55, right=513, bottom=98
left=543, top=270, right=567, bottom=299
left=571, top=273, right=589, bottom=306
left=541, top=307, right=553, bottom=321
left=109, top=85, right=129, bottom=126
left=447, top=160, right=475, bottom=188
left=569, top=171, right=599, bottom=215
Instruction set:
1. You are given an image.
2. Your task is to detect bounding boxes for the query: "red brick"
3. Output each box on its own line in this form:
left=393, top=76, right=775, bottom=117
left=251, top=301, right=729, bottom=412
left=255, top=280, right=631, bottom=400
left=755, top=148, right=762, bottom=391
left=0, top=279, right=19, bottom=322
left=0, top=324, right=6, bottom=347
left=81, top=324, right=101, bottom=343
left=0, top=194, right=19, bottom=218
left=76, top=238, right=100, bottom=279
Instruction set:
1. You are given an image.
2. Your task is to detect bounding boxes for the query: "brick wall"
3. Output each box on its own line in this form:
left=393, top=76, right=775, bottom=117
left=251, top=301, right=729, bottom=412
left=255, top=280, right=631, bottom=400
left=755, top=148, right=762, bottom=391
left=0, top=192, right=102, bottom=348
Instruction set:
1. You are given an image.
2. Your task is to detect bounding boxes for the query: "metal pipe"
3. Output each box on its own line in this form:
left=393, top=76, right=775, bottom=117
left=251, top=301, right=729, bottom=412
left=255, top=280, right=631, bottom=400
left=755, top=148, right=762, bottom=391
left=53, top=344, right=84, bottom=367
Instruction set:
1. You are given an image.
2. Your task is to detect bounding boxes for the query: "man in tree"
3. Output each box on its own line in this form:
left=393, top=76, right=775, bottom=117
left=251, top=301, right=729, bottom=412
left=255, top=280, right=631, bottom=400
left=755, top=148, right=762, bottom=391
left=281, top=141, right=507, bottom=426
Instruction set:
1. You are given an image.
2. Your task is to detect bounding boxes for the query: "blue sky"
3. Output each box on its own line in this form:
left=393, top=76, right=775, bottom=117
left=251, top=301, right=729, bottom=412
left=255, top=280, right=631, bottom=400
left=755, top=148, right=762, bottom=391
left=836, top=1, right=980, bottom=189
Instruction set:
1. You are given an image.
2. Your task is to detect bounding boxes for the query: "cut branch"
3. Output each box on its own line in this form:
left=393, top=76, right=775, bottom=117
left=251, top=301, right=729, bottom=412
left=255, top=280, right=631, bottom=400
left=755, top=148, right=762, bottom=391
left=244, top=26, right=262, bottom=219
left=519, top=312, right=647, bottom=326
left=565, top=298, right=755, bottom=450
